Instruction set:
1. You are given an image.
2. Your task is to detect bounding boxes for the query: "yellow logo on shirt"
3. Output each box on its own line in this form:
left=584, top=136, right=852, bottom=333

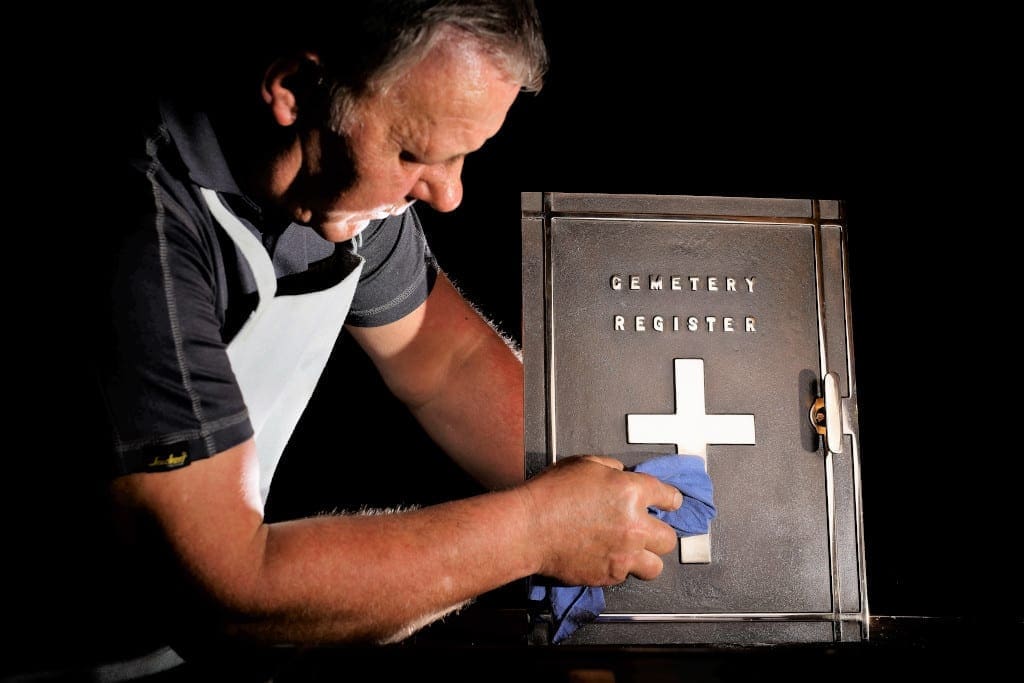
left=148, top=451, right=189, bottom=468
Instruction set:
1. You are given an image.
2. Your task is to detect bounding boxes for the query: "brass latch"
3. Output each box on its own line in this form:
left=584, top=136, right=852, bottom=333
left=809, top=371, right=843, bottom=454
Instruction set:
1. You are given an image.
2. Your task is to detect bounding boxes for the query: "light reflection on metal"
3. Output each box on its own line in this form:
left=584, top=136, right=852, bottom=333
left=522, top=193, right=869, bottom=644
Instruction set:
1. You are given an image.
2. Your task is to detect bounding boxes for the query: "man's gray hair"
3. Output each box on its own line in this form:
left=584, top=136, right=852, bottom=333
left=316, top=0, right=548, bottom=128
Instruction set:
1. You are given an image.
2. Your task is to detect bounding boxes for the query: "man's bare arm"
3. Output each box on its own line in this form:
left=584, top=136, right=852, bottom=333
left=111, top=440, right=682, bottom=645
left=347, top=272, right=525, bottom=490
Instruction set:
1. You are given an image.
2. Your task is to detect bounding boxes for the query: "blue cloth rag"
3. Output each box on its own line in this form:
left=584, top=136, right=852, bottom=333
left=528, top=453, right=716, bottom=643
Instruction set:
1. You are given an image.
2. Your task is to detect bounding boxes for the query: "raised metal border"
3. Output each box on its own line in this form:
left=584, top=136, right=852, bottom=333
left=526, top=192, right=869, bottom=641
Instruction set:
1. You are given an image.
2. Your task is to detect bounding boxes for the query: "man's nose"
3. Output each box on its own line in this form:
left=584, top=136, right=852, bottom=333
left=408, top=159, right=464, bottom=213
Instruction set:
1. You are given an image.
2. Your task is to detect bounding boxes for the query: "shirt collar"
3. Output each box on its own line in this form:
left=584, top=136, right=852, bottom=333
left=159, top=96, right=243, bottom=195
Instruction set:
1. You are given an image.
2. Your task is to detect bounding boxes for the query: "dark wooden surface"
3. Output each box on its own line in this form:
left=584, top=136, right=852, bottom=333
left=120, top=616, right=1023, bottom=682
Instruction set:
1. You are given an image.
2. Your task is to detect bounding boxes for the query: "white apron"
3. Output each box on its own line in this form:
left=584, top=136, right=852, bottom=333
left=202, top=188, right=364, bottom=504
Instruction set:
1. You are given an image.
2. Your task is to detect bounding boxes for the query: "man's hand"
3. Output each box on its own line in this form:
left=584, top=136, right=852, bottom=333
left=518, top=455, right=683, bottom=586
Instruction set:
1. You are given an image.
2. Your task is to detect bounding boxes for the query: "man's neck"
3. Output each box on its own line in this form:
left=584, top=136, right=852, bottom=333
left=211, top=94, right=298, bottom=224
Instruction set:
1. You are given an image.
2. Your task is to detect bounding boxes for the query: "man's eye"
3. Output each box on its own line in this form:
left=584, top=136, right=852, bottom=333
left=399, top=150, right=422, bottom=164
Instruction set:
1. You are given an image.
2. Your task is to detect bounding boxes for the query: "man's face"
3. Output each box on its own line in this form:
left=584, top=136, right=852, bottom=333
left=284, top=40, right=523, bottom=242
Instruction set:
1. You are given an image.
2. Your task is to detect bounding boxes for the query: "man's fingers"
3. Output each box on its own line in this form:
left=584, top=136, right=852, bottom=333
left=632, top=520, right=678, bottom=580
left=646, top=517, right=680, bottom=556
left=630, top=551, right=665, bottom=582
left=579, top=455, right=625, bottom=471
left=637, top=472, right=683, bottom=512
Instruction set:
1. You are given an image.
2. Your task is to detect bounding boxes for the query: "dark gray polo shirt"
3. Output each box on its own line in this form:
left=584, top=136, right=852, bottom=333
left=94, top=96, right=437, bottom=476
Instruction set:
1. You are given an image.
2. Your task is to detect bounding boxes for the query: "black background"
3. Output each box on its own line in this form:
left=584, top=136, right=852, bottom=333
left=267, top=6, right=1023, bottom=674
left=269, top=3, right=1019, bottom=623
left=12, top=2, right=1018, bottom=679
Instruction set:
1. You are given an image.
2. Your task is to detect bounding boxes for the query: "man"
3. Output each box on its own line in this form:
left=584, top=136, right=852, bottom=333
left=7, top=1, right=684, bottom=678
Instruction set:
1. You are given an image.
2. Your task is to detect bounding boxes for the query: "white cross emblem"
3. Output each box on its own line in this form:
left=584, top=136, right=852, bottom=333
left=627, top=358, right=756, bottom=459
left=627, top=358, right=755, bottom=563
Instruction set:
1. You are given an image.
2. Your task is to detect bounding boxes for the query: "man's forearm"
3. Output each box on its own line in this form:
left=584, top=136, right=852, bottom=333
left=232, top=486, right=537, bottom=644
left=114, top=437, right=683, bottom=648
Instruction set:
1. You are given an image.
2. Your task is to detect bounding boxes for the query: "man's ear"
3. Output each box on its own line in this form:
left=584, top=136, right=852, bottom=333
left=262, top=53, right=323, bottom=127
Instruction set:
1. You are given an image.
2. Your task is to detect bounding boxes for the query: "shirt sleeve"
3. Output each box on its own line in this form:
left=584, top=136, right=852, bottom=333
left=344, top=206, right=438, bottom=327
left=93, top=140, right=253, bottom=477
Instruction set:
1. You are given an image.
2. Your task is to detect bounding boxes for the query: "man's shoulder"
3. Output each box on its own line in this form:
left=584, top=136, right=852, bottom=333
left=72, top=91, right=193, bottom=213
